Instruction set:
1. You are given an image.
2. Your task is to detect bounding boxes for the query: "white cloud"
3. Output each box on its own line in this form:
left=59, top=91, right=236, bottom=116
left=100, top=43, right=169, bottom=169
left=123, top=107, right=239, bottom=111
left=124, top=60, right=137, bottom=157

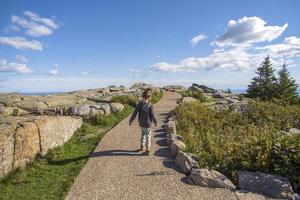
left=215, top=16, right=288, bottom=46
left=190, top=34, right=207, bottom=46
left=81, top=72, right=88, bottom=75
left=49, top=69, right=58, bottom=75
left=256, top=36, right=300, bottom=58
left=0, top=36, right=42, bottom=51
left=151, top=46, right=261, bottom=73
left=11, top=11, right=58, bottom=37
left=16, top=55, right=28, bottom=63
left=0, top=58, right=33, bottom=73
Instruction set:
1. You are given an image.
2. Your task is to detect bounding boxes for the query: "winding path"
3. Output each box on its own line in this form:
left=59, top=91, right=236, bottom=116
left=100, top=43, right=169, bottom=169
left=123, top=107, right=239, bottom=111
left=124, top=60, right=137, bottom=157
left=66, top=91, right=238, bottom=200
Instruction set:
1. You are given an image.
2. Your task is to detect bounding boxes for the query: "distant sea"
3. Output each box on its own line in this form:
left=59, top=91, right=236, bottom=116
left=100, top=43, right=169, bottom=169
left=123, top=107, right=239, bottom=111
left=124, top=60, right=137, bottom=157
left=230, top=88, right=300, bottom=95
left=20, top=92, right=65, bottom=96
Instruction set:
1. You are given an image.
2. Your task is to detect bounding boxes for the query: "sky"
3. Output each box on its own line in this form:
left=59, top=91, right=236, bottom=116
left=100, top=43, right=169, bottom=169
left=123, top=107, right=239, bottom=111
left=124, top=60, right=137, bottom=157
left=0, top=0, right=300, bottom=93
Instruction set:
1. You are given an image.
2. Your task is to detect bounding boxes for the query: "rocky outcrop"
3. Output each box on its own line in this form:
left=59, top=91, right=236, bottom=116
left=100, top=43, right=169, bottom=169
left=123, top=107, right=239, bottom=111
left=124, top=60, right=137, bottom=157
left=0, top=123, right=15, bottom=179
left=0, top=115, right=82, bottom=178
left=237, top=171, right=295, bottom=200
left=13, top=121, right=40, bottom=169
left=34, top=116, right=82, bottom=156
left=110, top=103, right=125, bottom=113
left=192, top=83, right=216, bottom=93
left=163, top=85, right=186, bottom=92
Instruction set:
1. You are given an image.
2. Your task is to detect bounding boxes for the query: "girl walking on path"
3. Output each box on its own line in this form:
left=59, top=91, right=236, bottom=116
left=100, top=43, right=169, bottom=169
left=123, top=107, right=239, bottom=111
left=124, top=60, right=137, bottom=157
left=129, top=89, right=157, bottom=154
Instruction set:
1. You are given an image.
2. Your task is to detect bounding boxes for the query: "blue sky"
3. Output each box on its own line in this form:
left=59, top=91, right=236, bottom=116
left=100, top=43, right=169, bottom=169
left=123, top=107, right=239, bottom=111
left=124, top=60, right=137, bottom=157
left=0, top=0, right=300, bottom=92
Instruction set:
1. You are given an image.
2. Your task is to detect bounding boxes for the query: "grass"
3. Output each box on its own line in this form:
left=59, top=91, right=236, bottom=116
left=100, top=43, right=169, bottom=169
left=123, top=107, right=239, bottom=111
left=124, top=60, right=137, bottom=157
left=0, top=106, right=134, bottom=200
left=171, top=101, right=300, bottom=192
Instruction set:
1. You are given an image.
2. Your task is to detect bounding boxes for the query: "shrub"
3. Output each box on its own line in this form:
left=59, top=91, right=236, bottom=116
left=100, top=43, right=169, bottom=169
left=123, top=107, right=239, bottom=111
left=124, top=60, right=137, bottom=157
left=151, top=90, right=163, bottom=104
left=181, top=89, right=207, bottom=102
left=111, top=95, right=139, bottom=107
left=172, top=101, right=300, bottom=192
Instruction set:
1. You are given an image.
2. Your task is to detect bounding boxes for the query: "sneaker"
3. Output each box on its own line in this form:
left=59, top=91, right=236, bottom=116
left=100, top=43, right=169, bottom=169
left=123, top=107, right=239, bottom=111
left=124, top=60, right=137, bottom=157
left=140, top=145, right=145, bottom=151
left=146, top=146, right=150, bottom=152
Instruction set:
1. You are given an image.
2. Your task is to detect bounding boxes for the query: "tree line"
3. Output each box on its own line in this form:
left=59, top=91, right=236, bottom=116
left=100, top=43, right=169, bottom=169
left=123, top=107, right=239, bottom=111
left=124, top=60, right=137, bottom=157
left=247, top=56, right=299, bottom=105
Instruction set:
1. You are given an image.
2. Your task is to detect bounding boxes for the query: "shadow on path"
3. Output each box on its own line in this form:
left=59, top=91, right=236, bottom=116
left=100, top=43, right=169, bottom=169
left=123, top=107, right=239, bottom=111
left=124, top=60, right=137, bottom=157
left=48, top=149, right=147, bottom=166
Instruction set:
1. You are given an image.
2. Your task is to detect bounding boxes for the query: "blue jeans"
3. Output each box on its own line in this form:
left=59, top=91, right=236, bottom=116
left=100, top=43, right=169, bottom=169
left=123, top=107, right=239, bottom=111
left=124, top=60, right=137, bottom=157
left=140, top=127, right=151, bottom=147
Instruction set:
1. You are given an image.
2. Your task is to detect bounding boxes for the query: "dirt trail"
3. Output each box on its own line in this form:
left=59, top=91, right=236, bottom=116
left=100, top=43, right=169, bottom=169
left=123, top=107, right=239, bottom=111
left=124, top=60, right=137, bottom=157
left=66, top=91, right=238, bottom=200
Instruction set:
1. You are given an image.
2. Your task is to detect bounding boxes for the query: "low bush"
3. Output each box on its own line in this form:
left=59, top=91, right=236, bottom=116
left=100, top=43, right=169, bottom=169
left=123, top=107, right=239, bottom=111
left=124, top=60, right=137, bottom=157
left=151, top=90, right=163, bottom=104
left=181, top=88, right=208, bottom=102
left=172, top=101, right=300, bottom=192
left=111, top=95, right=139, bottom=107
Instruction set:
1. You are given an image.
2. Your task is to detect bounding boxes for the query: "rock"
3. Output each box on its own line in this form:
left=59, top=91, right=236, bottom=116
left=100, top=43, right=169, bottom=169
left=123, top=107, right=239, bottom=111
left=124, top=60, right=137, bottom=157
left=235, top=190, right=269, bottom=200
left=237, top=171, right=295, bottom=200
left=215, top=100, right=229, bottom=105
left=110, top=103, right=125, bottom=113
left=175, top=151, right=199, bottom=175
left=212, top=91, right=231, bottom=98
left=100, top=103, right=111, bottom=115
left=13, top=122, right=40, bottom=169
left=170, top=139, right=186, bottom=157
left=88, top=95, right=112, bottom=103
left=89, top=108, right=105, bottom=116
left=189, top=85, right=204, bottom=93
left=208, top=104, right=229, bottom=111
left=182, top=97, right=197, bottom=103
left=76, top=105, right=91, bottom=117
left=192, top=83, right=216, bottom=93
left=288, top=128, right=300, bottom=135
left=225, top=97, right=239, bottom=104
left=0, top=123, right=15, bottom=179
left=166, top=133, right=183, bottom=145
left=188, top=168, right=236, bottom=190
left=109, top=87, right=124, bottom=92
left=34, top=116, right=83, bottom=156
left=69, top=106, right=79, bottom=116
left=166, top=120, right=176, bottom=134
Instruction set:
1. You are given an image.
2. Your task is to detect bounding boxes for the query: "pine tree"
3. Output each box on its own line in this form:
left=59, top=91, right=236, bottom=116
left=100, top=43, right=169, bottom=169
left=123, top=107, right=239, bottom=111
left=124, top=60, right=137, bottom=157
left=276, top=63, right=298, bottom=105
left=247, top=56, right=277, bottom=101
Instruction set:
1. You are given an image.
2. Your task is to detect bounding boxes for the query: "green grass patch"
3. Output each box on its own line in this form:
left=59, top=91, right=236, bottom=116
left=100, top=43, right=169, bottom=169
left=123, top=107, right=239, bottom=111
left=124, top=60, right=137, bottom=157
left=172, top=101, right=300, bottom=192
left=0, top=106, right=134, bottom=200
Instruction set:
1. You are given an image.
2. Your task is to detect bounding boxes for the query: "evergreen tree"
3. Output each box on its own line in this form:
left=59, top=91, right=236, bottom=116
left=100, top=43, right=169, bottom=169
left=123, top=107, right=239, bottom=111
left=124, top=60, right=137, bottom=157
left=276, top=63, right=298, bottom=105
left=247, top=56, right=277, bottom=100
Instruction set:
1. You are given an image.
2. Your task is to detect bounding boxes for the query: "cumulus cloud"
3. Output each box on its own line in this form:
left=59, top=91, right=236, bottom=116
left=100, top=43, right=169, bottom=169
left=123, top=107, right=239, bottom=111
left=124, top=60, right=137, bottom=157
left=0, top=36, right=42, bottom=51
left=151, top=46, right=263, bottom=72
left=256, top=36, right=300, bottom=58
left=190, top=34, right=207, bottom=46
left=215, top=16, right=288, bottom=46
left=0, top=57, right=33, bottom=73
left=11, top=11, right=58, bottom=37
left=49, top=69, right=58, bottom=75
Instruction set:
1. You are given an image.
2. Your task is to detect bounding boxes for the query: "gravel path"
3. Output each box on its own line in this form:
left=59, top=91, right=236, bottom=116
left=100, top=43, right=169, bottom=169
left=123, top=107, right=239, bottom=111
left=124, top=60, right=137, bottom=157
left=66, top=91, right=238, bottom=200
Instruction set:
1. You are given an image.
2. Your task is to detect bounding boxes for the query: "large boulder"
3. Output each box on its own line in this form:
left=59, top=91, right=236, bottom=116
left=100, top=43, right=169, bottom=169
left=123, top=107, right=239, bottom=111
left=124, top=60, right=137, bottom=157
left=13, top=122, right=40, bottom=169
left=170, top=139, right=186, bottom=157
left=110, top=103, right=125, bottom=113
left=0, top=123, right=15, bottom=179
left=237, top=171, right=295, bottom=200
left=188, top=168, right=236, bottom=190
left=34, top=116, right=82, bottom=156
left=212, top=91, right=231, bottom=98
left=192, top=84, right=216, bottom=93
left=100, top=103, right=111, bottom=115
left=175, top=151, right=199, bottom=175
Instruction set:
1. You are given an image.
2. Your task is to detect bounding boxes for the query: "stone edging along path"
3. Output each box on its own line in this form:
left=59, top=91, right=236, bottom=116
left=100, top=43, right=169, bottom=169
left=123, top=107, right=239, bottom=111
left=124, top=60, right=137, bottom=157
left=66, top=91, right=239, bottom=200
